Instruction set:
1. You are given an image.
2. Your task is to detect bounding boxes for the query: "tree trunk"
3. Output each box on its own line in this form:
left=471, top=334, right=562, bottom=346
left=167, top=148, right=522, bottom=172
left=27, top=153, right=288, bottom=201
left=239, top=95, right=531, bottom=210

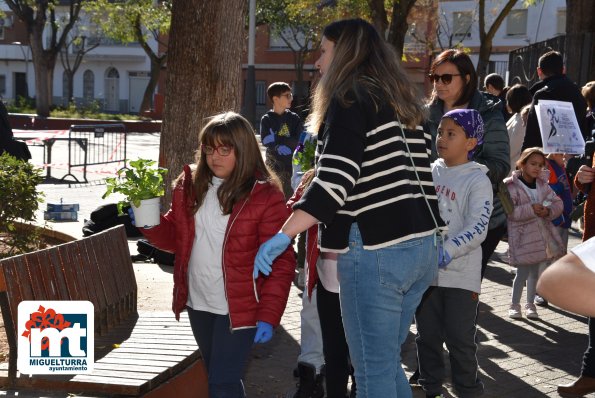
left=476, top=0, right=518, bottom=84
left=5, top=0, right=81, bottom=117
left=140, top=56, right=165, bottom=113
left=476, top=43, right=492, bottom=84
left=386, top=0, right=416, bottom=60
left=565, top=0, right=595, bottom=84
left=30, top=33, right=54, bottom=117
left=160, top=0, right=246, bottom=206
left=367, top=0, right=388, bottom=39
left=67, top=70, right=74, bottom=105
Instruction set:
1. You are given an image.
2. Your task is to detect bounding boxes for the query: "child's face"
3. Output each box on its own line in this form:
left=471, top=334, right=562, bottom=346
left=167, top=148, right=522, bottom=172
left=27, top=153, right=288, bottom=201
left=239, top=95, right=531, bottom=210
left=521, top=153, right=545, bottom=180
left=273, top=91, right=293, bottom=110
left=204, top=140, right=236, bottom=179
left=436, top=117, right=476, bottom=166
left=547, top=153, right=566, bottom=167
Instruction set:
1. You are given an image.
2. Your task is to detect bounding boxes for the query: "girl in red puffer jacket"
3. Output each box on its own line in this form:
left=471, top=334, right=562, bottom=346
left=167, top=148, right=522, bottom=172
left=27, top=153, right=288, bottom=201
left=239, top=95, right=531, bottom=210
left=141, top=112, right=295, bottom=398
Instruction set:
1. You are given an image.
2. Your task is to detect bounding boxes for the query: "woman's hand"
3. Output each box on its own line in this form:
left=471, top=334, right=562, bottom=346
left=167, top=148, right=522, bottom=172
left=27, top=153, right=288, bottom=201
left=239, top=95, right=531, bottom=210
left=253, top=233, right=292, bottom=279
left=576, top=165, right=595, bottom=184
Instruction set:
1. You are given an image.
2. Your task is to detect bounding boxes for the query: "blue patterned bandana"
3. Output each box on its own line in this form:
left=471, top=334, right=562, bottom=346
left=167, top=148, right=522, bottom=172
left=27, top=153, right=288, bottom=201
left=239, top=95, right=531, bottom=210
left=442, top=109, right=485, bottom=160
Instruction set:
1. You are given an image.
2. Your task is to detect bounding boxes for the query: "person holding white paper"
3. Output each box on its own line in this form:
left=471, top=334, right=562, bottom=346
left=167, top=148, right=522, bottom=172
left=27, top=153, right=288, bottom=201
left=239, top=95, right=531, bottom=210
left=522, top=50, right=588, bottom=150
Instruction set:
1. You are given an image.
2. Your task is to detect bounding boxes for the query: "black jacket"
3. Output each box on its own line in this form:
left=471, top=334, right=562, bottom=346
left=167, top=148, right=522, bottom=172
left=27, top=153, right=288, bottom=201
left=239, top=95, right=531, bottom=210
left=522, top=75, right=588, bottom=150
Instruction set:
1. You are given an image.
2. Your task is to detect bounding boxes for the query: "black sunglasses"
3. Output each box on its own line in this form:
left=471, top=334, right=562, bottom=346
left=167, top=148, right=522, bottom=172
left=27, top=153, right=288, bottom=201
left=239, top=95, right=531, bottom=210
left=428, top=73, right=462, bottom=85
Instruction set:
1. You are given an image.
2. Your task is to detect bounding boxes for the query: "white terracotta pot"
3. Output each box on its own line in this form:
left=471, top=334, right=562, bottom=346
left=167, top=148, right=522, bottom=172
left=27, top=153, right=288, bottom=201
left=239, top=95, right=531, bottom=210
left=131, top=197, right=161, bottom=228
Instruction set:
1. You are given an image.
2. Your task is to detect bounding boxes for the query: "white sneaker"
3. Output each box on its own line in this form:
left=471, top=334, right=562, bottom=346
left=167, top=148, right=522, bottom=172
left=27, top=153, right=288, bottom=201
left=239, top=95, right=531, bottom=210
left=525, top=303, right=539, bottom=319
left=508, top=303, right=522, bottom=319
left=534, top=295, right=548, bottom=307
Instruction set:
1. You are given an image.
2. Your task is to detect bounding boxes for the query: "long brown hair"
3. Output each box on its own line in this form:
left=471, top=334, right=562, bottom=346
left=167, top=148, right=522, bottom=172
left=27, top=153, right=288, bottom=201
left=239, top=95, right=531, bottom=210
left=181, top=112, right=280, bottom=215
left=308, top=18, right=425, bottom=132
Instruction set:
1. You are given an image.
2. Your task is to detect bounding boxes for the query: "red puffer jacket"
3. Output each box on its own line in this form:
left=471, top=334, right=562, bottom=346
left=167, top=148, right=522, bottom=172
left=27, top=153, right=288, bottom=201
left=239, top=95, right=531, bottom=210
left=142, top=165, right=295, bottom=329
left=287, top=172, right=319, bottom=299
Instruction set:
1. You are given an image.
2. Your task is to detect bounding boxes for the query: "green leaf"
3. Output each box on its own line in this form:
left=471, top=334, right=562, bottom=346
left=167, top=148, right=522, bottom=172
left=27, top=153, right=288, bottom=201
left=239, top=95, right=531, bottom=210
left=103, top=158, right=168, bottom=210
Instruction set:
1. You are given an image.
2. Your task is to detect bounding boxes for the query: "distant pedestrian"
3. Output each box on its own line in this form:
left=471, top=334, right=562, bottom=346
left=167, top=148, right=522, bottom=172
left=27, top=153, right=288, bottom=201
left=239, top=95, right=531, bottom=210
left=0, top=100, right=30, bottom=161
left=260, top=82, right=303, bottom=199
left=140, top=112, right=295, bottom=398
left=415, top=109, right=491, bottom=398
left=504, top=147, right=564, bottom=319
left=522, top=50, right=588, bottom=149
left=484, top=72, right=511, bottom=120
left=254, top=18, right=445, bottom=398
left=505, top=84, right=533, bottom=173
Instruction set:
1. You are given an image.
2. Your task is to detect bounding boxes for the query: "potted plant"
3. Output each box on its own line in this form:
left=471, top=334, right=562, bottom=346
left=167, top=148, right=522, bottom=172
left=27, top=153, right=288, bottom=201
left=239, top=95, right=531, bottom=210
left=103, top=158, right=167, bottom=228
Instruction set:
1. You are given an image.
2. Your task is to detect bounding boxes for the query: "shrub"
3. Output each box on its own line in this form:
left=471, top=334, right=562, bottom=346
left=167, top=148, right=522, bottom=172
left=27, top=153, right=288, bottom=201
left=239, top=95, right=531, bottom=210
left=0, top=153, right=45, bottom=258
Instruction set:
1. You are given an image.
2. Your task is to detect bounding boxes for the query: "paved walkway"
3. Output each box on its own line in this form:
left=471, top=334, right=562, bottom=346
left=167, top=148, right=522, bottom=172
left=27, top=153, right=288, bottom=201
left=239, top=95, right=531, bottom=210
left=6, top=132, right=591, bottom=397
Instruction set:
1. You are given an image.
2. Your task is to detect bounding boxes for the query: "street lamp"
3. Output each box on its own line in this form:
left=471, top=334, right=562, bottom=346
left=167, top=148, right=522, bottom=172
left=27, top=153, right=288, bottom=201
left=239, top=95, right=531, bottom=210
left=11, top=41, right=29, bottom=98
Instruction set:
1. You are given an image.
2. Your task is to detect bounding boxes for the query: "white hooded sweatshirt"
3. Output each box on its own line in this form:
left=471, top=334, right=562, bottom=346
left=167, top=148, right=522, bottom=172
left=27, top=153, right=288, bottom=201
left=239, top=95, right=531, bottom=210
left=432, top=159, right=493, bottom=294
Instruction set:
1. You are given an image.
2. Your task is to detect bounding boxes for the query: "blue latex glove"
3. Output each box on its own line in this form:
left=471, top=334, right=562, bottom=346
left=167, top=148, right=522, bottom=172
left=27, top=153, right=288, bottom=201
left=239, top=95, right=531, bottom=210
left=254, top=232, right=291, bottom=279
left=262, top=129, right=275, bottom=145
left=438, top=244, right=452, bottom=269
left=277, top=145, right=292, bottom=156
left=254, top=321, right=273, bottom=344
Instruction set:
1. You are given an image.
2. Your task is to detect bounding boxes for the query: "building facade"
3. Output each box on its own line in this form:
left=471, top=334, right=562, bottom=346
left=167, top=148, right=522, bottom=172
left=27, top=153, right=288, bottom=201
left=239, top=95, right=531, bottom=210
left=437, top=0, right=566, bottom=84
left=0, top=2, right=155, bottom=114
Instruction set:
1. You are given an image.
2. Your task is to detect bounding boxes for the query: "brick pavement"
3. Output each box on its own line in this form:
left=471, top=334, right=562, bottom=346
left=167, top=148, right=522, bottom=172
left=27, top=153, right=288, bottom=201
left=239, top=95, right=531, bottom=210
left=245, top=231, right=590, bottom=398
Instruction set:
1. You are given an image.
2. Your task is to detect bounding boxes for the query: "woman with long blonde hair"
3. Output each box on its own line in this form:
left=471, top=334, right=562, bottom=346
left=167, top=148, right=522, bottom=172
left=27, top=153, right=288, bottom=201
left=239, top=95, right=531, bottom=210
left=255, top=18, right=445, bottom=397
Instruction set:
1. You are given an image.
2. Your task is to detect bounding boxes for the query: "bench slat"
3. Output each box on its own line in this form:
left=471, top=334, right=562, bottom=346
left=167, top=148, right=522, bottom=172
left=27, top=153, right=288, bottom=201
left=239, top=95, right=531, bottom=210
left=57, top=243, right=84, bottom=301
left=92, top=362, right=171, bottom=373
left=36, top=249, right=65, bottom=301
left=46, top=248, right=71, bottom=300
left=25, top=252, right=50, bottom=300
left=79, top=238, right=109, bottom=334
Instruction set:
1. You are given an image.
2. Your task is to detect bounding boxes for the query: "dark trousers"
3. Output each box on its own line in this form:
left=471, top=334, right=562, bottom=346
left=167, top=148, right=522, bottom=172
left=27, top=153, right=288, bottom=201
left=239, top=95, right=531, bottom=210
left=317, top=282, right=351, bottom=398
left=582, top=317, right=595, bottom=377
left=187, top=308, right=256, bottom=398
left=480, top=224, right=507, bottom=279
left=415, top=287, right=483, bottom=398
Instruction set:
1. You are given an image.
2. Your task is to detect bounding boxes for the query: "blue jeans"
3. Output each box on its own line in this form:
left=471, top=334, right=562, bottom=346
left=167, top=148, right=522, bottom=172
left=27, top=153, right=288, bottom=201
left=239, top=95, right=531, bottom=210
left=338, top=224, right=438, bottom=398
left=187, top=308, right=256, bottom=398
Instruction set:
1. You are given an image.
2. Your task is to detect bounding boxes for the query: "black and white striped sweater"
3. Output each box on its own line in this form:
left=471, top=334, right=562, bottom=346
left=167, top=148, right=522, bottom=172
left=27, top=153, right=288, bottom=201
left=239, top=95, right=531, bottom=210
left=294, top=89, right=446, bottom=252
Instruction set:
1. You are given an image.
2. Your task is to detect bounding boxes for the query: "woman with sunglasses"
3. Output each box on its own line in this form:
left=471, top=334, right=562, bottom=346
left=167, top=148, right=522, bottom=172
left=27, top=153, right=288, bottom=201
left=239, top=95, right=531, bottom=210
left=426, top=49, right=510, bottom=279
left=139, top=111, right=295, bottom=398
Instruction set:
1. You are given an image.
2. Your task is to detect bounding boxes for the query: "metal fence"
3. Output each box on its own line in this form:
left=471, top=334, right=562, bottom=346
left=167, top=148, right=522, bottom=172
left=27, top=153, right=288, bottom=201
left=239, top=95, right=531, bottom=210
left=508, top=35, right=566, bottom=88
left=65, top=124, right=127, bottom=183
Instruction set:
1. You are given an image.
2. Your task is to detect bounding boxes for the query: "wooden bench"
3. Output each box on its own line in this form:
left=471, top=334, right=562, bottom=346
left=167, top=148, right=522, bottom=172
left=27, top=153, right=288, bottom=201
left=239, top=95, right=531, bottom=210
left=0, top=225, right=206, bottom=397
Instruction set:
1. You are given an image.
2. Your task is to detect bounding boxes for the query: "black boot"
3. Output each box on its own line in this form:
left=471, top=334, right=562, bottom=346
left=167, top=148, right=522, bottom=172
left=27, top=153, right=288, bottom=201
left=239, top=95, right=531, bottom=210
left=293, top=362, right=325, bottom=398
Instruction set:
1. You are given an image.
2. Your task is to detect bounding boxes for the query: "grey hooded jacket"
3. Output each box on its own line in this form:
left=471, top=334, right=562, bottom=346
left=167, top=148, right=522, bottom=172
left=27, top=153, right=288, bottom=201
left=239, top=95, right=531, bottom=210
left=426, top=90, right=510, bottom=230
